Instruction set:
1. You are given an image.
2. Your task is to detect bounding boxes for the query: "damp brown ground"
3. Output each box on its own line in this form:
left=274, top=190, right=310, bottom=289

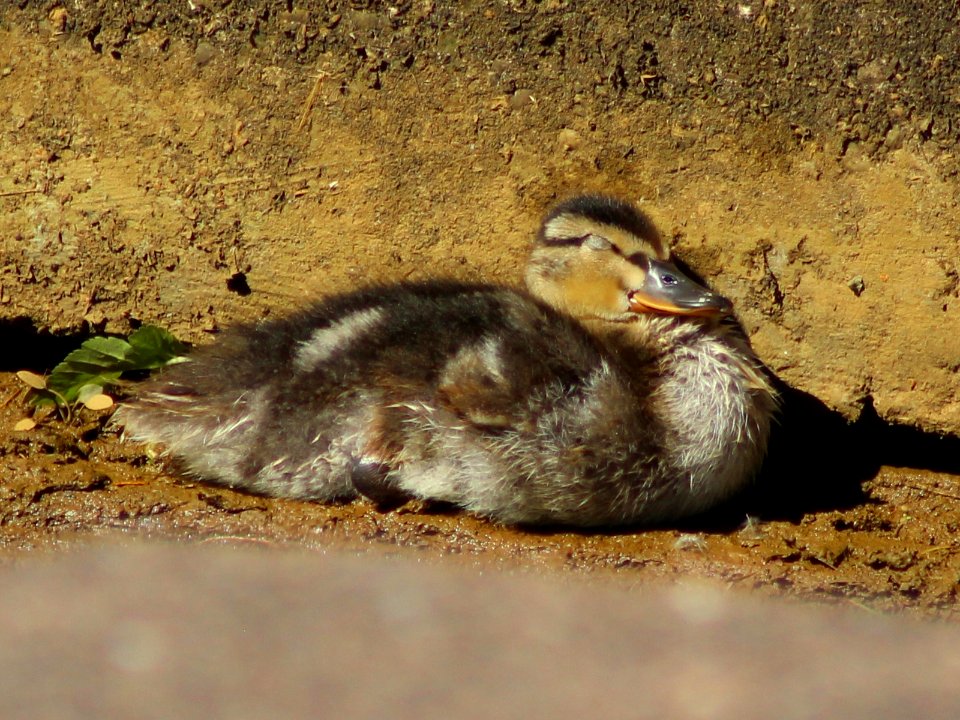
left=4, top=370, right=960, bottom=619
left=2, top=3, right=960, bottom=619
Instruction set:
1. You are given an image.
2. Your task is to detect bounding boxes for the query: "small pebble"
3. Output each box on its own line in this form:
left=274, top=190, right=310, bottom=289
left=557, top=128, right=581, bottom=151
left=195, top=41, right=216, bottom=67
left=674, top=533, right=707, bottom=552
left=848, top=276, right=865, bottom=297
left=509, top=88, right=534, bottom=110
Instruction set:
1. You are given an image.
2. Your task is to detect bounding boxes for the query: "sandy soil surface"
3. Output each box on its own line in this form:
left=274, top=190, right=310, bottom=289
left=1, top=2, right=960, bottom=619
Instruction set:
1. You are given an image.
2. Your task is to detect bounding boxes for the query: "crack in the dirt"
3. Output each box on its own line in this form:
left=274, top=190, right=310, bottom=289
left=761, top=246, right=786, bottom=314
left=31, top=474, right=111, bottom=503
left=197, top=492, right=266, bottom=514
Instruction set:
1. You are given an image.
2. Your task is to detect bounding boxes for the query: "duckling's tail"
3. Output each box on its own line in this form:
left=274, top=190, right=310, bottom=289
left=113, top=382, right=263, bottom=488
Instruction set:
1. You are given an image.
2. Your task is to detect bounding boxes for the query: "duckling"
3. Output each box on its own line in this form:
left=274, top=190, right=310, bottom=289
left=115, top=195, right=777, bottom=527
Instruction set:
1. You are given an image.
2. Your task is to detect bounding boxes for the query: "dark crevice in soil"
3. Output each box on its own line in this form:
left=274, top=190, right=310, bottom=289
left=855, top=396, right=960, bottom=475
left=226, top=272, right=253, bottom=296
left=1, top=317, right=95, bottom=373
left=750, top=383, right=878, bottom=519
left=31, top=474, right=111, bottom=503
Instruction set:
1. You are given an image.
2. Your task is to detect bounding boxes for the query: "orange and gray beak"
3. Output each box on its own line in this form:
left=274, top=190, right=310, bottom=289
left=627, top=258, right=733, bottom=317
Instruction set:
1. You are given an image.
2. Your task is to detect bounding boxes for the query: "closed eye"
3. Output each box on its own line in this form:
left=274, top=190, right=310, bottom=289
left=583, top=234, right=613, bottom=252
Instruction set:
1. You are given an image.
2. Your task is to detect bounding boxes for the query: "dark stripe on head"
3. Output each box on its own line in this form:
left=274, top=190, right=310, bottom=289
left=538, top=195, right=659, bottom=244
left=626, top=251, right=649, bottom=268
left=539, top=233, right=591, bottom=248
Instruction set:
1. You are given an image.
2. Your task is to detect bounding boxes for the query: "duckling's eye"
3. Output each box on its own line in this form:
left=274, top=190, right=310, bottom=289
left=661, top=274, right=679, bottom=286
left=583, top=234, right=612, bottom=252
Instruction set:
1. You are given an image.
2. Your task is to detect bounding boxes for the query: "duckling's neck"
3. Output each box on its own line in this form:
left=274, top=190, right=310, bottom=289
left=585, top=314, right=777, bottom=513
left=580, top=313, right=719, bottom=365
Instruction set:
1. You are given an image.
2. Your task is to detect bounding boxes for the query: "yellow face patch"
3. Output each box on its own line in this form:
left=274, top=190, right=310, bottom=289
left=542, top=248, right=647, bottom=319
left=528, top=198, right=732, bottom=321
left=558, top=272, right=627, bottom=317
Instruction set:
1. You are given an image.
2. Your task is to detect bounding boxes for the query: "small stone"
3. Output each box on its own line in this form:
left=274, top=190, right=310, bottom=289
left=195, top=41, right=216, bottom=67
left=48, top=7, right=68, bottom=33
left=848, top=275, right=865, bottom=297
left=883, top=125, right=903, bottom=151
left=557, top=128, right=581, bottom=151
left=508, top=88, right=534, bottom=110
left=856, top=59, right=890, bottom=86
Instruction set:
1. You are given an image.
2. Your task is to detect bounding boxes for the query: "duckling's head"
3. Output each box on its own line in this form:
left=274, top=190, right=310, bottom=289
left=525, top=195, right=733, bottom=322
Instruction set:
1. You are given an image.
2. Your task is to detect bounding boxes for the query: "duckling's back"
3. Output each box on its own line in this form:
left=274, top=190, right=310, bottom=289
left=117, top=281, right=673, bottom=524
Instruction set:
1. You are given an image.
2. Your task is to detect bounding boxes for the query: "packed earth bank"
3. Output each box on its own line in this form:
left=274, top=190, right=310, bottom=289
left=1, top=3, right=959, bottom=615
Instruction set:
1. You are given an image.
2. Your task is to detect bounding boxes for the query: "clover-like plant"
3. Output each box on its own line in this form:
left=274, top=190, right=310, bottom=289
left=14, top=325, right=187, bottom=429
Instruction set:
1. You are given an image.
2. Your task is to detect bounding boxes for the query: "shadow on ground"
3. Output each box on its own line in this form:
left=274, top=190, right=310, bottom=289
left=732, top=381, right=960, bottom=526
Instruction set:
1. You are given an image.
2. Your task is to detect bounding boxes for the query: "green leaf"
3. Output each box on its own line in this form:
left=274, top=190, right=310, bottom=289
left=73, top=336, right=136, bottom=365
left=28, top=390, right=58, bottom=408
left=33, top=324, right=188, bottom=408
left=46, top=366, right=123, bottom=403
left=126, top=325, right=188, bottom=369
left=76, top=384, right=106, bottom=404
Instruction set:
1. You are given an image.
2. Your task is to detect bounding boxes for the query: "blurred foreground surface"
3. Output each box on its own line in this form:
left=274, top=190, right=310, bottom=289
left=2, top=543, right=960, bottom=720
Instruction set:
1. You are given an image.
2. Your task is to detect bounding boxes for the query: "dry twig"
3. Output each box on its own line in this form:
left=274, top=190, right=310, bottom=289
left=0, top=188, right=42, bottom=198
left=296, top=70, right=329, bottom=132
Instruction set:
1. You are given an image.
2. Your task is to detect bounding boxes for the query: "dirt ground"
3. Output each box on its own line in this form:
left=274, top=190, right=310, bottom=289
left=2, top=2, right=960, bottom=618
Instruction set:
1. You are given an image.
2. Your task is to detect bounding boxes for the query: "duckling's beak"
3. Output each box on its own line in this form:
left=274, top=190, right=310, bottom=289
left=627, top=258, right=733, bottom=317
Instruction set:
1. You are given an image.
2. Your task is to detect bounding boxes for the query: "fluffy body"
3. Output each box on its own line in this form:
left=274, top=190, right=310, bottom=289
left=117, top=285, right=774, bottom=526
left=116, top=196, right=777, bottom=527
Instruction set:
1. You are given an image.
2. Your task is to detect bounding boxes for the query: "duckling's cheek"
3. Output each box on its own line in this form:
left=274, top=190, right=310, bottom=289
left=562, top=276, right=628, bottom=317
